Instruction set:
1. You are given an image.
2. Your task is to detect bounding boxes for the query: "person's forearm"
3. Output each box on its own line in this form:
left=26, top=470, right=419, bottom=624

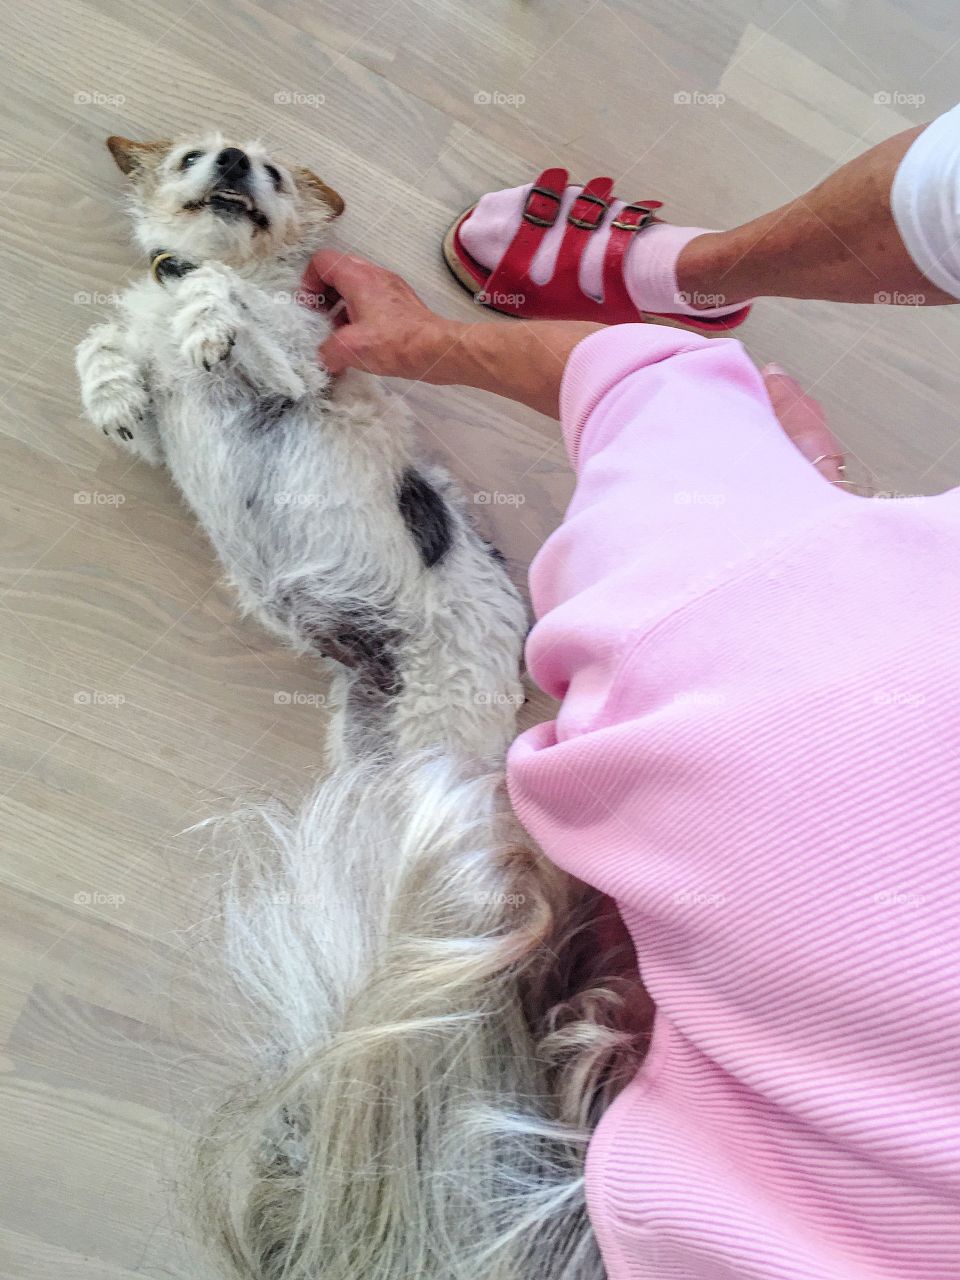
left=421, top=318, right=603, bottom=418
left=676, top=124, right=957, bottom=305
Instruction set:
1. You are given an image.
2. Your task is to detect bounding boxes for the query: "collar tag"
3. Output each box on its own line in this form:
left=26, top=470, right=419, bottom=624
left=150, top=251, right=197, bottom=287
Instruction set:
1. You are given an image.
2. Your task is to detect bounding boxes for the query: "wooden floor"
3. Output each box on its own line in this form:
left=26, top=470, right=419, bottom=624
left=2, top=0, right=960, bottom=1274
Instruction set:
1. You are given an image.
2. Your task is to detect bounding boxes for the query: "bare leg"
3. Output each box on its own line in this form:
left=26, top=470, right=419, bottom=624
left=677, top=126, right=956, bottom=308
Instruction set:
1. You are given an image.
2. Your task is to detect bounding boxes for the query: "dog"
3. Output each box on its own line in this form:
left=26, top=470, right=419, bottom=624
left=76, top=133, right=641, bottom=1280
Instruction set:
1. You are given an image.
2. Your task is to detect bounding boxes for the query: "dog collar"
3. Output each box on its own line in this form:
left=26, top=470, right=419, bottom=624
left=150, top=250, right=198, bottom=287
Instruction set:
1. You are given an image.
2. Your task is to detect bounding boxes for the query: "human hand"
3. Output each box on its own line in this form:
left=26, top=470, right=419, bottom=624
left=762, top=363, right=847, bottom=485
left=301, top=250, right=461, bottom=380
left=301, top=250, right=599, bottom=417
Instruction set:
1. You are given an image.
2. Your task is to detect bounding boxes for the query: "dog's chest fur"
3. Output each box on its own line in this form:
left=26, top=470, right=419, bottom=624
left=78, top=245, right=527, bottom=763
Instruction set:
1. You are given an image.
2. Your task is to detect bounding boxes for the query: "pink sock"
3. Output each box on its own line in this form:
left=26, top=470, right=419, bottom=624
left=459, top=182, right=748, bottom=318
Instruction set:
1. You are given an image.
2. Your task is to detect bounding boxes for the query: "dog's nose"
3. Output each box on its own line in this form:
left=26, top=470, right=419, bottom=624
left=215, top=147, right=250, bottom=176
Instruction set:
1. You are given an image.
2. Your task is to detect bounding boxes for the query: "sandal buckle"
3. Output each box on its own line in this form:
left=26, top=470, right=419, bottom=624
left=568, top=191, right=609, bottom=230
left=522, top=184, right=563, bottom=228
left=611, top=202, right=656, bottom=232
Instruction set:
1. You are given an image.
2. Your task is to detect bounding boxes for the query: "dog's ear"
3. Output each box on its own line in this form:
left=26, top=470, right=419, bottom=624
left=293, top=167, right=345, bottom=218
left=106, top=136, right=171, bottom=179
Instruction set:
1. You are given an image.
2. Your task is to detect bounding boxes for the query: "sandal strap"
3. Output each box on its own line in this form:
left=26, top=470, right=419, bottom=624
left=553, top=176, right=615, bottom=303
left=602, top=199, right=663, bottom=314
left=485, top=167, right=568, bottom=300
left=483, top=173, right=678, bottom=323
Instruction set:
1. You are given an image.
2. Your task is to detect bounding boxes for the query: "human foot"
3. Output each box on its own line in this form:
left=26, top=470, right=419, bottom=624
left=443, top=169, right=753, bottom=331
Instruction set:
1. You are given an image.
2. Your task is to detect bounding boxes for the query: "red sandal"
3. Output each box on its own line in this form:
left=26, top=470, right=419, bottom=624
left=441, top=167, right=751, bottom=334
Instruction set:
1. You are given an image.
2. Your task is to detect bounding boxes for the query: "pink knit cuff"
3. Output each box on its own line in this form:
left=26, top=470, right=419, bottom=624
left=559, top=324, right=710, bottom=469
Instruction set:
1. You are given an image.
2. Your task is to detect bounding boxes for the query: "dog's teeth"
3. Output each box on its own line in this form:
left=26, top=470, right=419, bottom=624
left=211, top=190, right=253, bottom=210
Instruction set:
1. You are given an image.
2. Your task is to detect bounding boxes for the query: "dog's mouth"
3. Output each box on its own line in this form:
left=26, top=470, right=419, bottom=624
left=184, top=188, right=269, bottom=231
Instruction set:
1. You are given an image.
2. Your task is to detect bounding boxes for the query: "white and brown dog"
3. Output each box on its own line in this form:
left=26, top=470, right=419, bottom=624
left=75, top=134, right=637, bottom=1280
left=76, top=132, right=526, bottom=760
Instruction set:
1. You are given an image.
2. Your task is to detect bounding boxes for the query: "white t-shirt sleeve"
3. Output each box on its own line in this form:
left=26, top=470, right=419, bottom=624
left=890, top=103, right=960, bottom=300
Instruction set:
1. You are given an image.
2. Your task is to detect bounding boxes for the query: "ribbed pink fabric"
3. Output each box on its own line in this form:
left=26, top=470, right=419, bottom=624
left=506, top=326, right=960, bottom=1280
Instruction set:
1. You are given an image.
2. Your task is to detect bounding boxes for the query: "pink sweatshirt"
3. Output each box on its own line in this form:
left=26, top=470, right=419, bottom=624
left=506, top=327, right=960, bottom=1280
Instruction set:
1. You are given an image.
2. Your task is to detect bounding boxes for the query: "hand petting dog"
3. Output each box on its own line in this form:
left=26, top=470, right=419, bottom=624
left=303, top=249, right=846, bottom=481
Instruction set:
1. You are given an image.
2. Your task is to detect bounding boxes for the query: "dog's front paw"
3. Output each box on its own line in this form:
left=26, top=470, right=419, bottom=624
left=76, top=326, right=160, bottom=460
left=96, top=388, right=149, bottom=442
left=173, top=266, right=240, bottom=372
left=182, top=325, right=237, bottom=372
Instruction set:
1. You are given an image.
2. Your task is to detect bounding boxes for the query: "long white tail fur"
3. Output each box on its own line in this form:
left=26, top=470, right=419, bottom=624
left=189, top=753, right=643, bottom=1279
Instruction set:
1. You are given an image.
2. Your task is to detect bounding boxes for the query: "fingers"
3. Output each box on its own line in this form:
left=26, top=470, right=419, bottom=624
left=762, top=363, right=846, bottom=485
left=317, top=328, right=364, bottom=377
left=301, top=250, right=380, bottom=317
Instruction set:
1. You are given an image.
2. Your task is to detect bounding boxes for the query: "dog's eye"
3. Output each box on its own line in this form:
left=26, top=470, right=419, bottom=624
left=179, top=150, right=203, bottom=170
left=264, top=163, right=283, bottom=192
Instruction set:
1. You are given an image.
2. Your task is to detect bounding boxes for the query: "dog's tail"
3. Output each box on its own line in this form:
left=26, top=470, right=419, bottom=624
left=188, top=752, right=642, bottom=1280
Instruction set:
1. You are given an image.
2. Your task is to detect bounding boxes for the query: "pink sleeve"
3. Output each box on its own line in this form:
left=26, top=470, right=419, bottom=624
left=520, top=323, right=849, bottom=733
left=506, top=324, right=960, bottom=1280
left=545, top=324, right=847, bottom=612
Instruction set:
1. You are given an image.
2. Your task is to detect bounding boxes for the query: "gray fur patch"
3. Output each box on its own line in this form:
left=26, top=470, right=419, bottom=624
left=397, top=468, right=452, bottom=569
